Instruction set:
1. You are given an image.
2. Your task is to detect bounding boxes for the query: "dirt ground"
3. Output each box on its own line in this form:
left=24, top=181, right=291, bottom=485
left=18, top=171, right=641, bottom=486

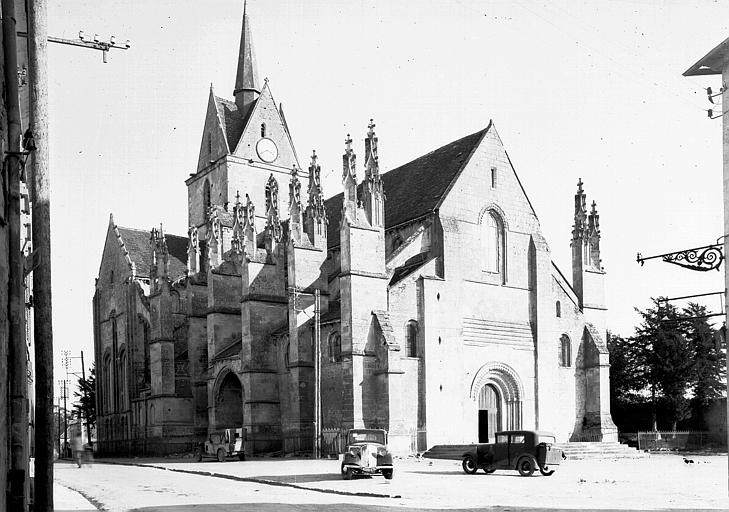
left=54, top=453, right=729, bottom=511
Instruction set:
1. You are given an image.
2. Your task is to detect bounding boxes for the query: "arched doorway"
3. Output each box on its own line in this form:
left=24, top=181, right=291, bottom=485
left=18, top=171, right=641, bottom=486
left=214, top=371, right=243, bottom=429
left=470, top=362, right=523, bottom=441
left=478, top=384, right=501, bottom=442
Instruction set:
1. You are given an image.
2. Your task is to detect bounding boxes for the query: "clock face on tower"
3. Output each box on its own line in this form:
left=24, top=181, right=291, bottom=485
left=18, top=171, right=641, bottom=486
left=256, top=137, right=278, bottom=163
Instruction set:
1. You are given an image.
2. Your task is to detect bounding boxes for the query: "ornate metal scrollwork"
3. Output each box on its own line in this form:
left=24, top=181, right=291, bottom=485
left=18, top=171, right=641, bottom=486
left=637, top=243, right=724, bottom=272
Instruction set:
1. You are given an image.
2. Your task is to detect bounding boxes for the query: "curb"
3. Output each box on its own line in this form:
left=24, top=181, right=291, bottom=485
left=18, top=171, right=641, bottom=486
left=99, top=460, right=400, bottom=499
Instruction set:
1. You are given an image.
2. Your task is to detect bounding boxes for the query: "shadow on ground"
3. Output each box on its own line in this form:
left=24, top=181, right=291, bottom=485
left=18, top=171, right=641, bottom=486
left=254, top=472, right=347, bottom=483
left=131, top=504, right=721, bottom=512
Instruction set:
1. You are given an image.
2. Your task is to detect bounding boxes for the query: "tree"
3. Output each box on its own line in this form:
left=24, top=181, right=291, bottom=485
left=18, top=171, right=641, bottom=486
left=73, top=364, right=96, bottom=432
left=634, top=299, right=695, bottom=430
left=683, top=303, right=726, bottom=428
left=610, top=298, right=726, bottom=431
left=608, top=332, right=648, bottom=405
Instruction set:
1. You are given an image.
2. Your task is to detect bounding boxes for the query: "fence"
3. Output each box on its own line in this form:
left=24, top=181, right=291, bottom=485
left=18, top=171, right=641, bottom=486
left=637, top=431, right=725, bottom=452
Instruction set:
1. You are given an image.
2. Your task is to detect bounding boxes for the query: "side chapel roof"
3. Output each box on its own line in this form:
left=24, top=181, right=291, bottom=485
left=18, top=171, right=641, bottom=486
left=324, top=125, right=491, bottom=248
left=115, top=226, right=188, bottom=280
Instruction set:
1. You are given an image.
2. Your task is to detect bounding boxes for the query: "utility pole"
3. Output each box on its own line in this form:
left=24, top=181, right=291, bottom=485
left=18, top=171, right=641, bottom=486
left=26, top=0, right=53, bottom=509
left=80, top=351, right=91, bottom=444
left=58, top=379, right=68, bottom=458
left=3, top=0, right=30, bottom=508
left=313, top=289, right=321, bottom=459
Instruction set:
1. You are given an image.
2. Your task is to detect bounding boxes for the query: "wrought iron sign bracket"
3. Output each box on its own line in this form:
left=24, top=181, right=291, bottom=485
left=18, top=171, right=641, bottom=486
left=637, top=243, right=724, bottom=272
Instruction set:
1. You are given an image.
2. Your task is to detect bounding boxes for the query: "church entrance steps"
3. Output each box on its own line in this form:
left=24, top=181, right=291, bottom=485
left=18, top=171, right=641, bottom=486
left=422, top=442, right=648, bottom=461
left=557, top=442, right=649, bottom=460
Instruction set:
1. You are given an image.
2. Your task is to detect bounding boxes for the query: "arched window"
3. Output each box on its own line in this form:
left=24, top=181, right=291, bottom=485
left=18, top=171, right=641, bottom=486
left=103, top=353, right=112, bottom=414
left=328, top=332, right=341, bottom=363
left=392, top=233, right=403, bottom=251
left=481, top=211, right=504, bottom=277
left=203, top=179, right=212, bottom=213
left=261, top=122, right=266, bottom=138
left=560, top=334, right=571, bottom=367
left=556, top=301, right=561, bottom=318
left=405, top=320, right=418, bottom=358
left=112, top=318, right=118, bottom=410
left=119, top=349, right=128, bottom=410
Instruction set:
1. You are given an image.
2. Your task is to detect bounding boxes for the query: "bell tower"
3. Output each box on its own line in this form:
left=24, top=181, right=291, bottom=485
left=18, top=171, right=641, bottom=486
left=571, top=179, right=607, bottom=337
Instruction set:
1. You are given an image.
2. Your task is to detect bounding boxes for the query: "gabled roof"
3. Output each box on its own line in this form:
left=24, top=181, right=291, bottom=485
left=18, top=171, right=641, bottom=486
left=683, top=36, right=729, bottom=76
left=116, top=226, right=188, bottom=280
left=324, top=126, right=490, bottom=248
left=214, top=95, right=254, bottom=154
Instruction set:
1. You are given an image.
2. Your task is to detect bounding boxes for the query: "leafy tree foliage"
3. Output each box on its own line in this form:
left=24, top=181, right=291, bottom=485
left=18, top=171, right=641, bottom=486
left=609, top=299, right=726, bottom=430
left=73, top=364, right=96, bottom=429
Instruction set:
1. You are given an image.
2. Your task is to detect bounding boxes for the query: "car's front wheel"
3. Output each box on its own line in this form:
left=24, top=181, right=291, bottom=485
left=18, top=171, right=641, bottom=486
left=517, top=456, right=536, bottom=477
left=382, top=469, right=394, bottom=480
left=539, top=466, right=555, bottom=476
left=194, top=447, right=203, bottom=462
left=343, top=467, right=354, bottom=480
left=216, top=448, right=226, bottom=463
left=462, top=455, right=478, bottom=474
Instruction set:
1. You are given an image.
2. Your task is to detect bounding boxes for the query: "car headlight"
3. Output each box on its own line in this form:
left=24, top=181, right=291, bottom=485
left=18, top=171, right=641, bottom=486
left=348, top=447, right=360, bottom=457
left=377, top=447, right=387, bottom=456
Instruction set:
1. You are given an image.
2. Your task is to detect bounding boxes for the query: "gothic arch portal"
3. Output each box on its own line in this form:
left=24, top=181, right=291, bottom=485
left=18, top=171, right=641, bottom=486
left=212, top=368, right=244, bottom=429
left=470, top=362, right=523, bottom=430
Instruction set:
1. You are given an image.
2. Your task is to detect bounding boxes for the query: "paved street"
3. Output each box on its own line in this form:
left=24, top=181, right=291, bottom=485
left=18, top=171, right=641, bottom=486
left=53, top=454, right=729, bottom=511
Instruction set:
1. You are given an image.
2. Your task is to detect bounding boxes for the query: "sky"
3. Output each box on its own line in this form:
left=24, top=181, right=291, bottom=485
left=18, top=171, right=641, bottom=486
left=43, top=0, right=729, bottom=393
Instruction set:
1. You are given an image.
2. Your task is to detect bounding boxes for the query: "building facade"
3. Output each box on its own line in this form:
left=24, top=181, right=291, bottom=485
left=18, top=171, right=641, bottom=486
left=93, top=9, right=616, bottom=456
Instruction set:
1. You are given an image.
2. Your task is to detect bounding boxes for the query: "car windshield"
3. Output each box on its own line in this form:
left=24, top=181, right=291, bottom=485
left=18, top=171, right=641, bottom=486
left=348, top=430, right=385, bottom=445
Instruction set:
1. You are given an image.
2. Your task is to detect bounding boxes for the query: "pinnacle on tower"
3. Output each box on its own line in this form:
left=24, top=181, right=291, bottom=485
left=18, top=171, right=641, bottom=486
left=364, top=118, right=379, bottom=179
left=234, top=1, right=260, bottom=115
left=572, top=178, right=588, bottom=243
left=342, top=134, right=358, bottom=217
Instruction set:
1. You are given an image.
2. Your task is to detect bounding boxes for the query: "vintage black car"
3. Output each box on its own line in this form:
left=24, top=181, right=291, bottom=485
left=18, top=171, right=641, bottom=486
left=461, top=430, right=564, bottom=477
left=340, top=429, right=394, bottom=480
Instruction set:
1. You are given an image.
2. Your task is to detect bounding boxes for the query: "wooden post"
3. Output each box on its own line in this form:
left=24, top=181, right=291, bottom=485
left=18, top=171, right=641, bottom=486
left=27, top=0, right=52, bottom=508
left=3, top=0, right=30, bottom=507
left=314, top=289, right=321, bottom=459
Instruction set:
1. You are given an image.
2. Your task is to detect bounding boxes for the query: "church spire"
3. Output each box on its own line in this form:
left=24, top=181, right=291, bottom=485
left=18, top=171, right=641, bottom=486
left=234, top=0, right=260, bottom=115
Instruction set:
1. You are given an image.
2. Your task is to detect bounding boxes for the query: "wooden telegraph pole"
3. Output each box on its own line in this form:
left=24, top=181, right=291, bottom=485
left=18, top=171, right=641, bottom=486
left=26, top=0, right=53, bottom=509
left=3, top=0, right=29, bottom=509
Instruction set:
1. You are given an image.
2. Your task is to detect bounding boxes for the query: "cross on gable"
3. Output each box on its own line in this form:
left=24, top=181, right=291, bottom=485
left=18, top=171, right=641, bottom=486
left=368, top=118, right=376, bottom=136
left=345, top=134, right=353, bottom=153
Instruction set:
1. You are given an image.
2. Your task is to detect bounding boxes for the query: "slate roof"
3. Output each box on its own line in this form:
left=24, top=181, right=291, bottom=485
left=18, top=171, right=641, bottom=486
left=214, top=96, right=255, bottom=152
left=324, top=126, right=489, bottom=249
left=116, top=226, right=188, bottom=280
left=389, top=252, right=431, bottom=286
left=212, top=339, right=242, bottom=362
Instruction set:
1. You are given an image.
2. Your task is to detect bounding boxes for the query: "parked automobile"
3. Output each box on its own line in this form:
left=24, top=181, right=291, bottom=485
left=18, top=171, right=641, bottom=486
left=194, top=428, right=246, bottom=462
left=340, top=428, right=394, bottom=480
left=461, top=430, right=564, bottom=476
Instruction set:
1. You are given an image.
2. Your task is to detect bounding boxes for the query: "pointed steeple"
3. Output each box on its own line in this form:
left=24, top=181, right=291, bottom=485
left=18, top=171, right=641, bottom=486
left=234, top=1, right=260, bottom=115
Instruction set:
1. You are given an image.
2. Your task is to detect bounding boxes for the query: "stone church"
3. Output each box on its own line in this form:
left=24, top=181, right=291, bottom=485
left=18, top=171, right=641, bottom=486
left=93, top=8, right=616, bottom=455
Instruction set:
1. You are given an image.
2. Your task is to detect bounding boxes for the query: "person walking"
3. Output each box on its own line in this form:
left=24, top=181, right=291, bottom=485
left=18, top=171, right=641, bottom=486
left=72, top=432, right=83, bottom=468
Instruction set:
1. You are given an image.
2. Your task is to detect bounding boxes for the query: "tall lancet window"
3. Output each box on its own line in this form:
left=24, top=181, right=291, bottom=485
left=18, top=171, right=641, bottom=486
left=203, top=179, right=212, bottom=213
left=481, top=211, right=504, bottom=277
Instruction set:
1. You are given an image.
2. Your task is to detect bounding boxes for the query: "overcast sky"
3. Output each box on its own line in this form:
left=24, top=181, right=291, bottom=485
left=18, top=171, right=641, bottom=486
left=45, top=0, right=729, bottom=387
